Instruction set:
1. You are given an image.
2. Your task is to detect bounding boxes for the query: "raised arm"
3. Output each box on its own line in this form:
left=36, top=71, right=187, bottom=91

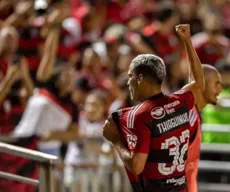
left=4, top=2, right=33, bottom=27
left=36, top=27, right=60, bottom=82
left=0, top=65, right=21, bottom=104
left=41, top=122, right=79, bottom=142
left=19, top=57, right=34, bottom=97
left=176, top=24, right=205, bottom=103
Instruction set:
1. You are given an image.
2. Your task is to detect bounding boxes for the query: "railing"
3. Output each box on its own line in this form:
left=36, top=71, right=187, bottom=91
left=199, top=124, right=230, bottom=192
left=201, top=143, right=230, bottom=154
left=0, top=141, right=58, bottom=192
left=1, top=124, right=230, bottom=192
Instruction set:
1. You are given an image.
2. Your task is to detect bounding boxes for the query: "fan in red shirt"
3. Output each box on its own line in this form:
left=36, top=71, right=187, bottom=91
left=127, top=5, right=182, bottom=90
left=191, top=14, right=230, bottom=66
left=103, top=24, right=205, bottom=192
left=0, top=27, right=33, bottom=133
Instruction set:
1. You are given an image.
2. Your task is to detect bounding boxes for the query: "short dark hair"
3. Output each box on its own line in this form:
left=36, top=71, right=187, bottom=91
left=156, top=6, right=177, bottom=22
left=131, top=54, right=166, bottom=85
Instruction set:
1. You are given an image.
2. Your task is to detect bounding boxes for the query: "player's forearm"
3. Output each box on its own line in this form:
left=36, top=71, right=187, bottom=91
left=43, top=123, right=78, bottom=142
left=5, top=14, right=25, bottom=27
left=44, top=130, right=77, bottom=142
left=22, top=75, right=34, bottom=97
left=0, top=75, right=16, bottom=104
left=113, top=141, right=142, bottom=175
left=114, top=141, right=133, bottom=169
left=36, top=28, right=60, bottom=82
left=184, top=39, right=205, bottom=90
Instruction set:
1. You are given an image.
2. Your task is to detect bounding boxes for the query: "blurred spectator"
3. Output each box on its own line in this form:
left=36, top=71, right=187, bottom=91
left=128, top=5, right=182, bottom=91
left=78, top=27, right=124, bottom=100
left=198, top=0, right=230, bottom=38
left=64, top=89, right=112, bottom=192
left=0, top=26, right=33, bottom=133
left=106, top=0, right=143, bottom=24
left=127, top=16, right=148, bottom=32
left=13, top=65, right=77, bottom=155
left=72, top=77, right=92, bottom=110
left=92, top=24, right=128, bottom=76
left=13, top=27, right=78, bottom=156
left=0, top=0, right=14, bottom=21
left=221, top=1, right=230, bottom=38
left=215, top=52, right=230, bottom=88
left=176, top=0, right=203, bottom=35
left=5, top=1, right=45, bottom=79
left=72, top=4, right=101, bottom=49
left=191, top=13, right=230, bottom=66
left=50, top=0, right=80, bottom=67
left=109, top=74, right=133, bottom=113
left=77, top=47, right=102, bottom=89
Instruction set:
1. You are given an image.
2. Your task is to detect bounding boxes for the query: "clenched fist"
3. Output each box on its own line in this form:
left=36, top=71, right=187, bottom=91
left=175, top=24, right=191, bottom=42
left=103, top=115, right=120, bottom=144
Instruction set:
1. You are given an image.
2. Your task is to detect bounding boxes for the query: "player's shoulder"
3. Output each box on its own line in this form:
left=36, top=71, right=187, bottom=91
left=171, top=89, right=193, bottom=99
left=121, top=103, right=149, bottom=129
left=119, top=103, right=148, bottom=118
left=171, top=89, right=195, bottom=109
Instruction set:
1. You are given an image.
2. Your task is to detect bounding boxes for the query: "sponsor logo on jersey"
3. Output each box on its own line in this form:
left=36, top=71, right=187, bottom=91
left=164, top=100, right=180, bottom=115
left=166, top=176, right=185, bottom=186
left=151, top=107, right=166, bottom=119
left=164, top=100, right=180, bottom=110
left=127, top=133, right=137, bottom=150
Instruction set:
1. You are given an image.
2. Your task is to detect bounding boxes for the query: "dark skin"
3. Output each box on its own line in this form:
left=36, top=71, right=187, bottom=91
left=103, top=24, right=205, bottom=175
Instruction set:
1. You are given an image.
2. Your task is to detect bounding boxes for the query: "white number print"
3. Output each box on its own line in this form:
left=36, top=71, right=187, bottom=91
left=158, top=130, right=190, bottom=175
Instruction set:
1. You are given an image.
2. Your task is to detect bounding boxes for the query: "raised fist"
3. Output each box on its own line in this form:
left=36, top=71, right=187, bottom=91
left=175, top=24, right=191, bottom=42
left=103, top=115, right=120, bottom=144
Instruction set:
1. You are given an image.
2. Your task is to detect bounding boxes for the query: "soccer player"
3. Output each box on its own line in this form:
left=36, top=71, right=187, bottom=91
left=185, top=64, right=222, bottom=192
left=103, top=24, right=205, bottom=192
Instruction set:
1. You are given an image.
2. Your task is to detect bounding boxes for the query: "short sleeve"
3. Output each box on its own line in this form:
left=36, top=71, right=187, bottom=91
left=13, top=96, right=47, bottom=137
left=112, top=107, right=151, bottom=154
left=174, top=89, right=195, bottom=110
left=126, top=112, right=151, bottom=154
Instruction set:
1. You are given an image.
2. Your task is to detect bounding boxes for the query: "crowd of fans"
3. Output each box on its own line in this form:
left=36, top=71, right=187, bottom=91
left=0, top=0, right=230, bottom=191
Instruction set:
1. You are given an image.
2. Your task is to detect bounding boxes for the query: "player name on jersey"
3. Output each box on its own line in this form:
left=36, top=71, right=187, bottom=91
left=157, top=112, right=189, bottom=134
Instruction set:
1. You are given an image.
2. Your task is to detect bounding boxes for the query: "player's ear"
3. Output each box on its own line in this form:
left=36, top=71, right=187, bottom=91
left=137, top=74, right=144, bottom=85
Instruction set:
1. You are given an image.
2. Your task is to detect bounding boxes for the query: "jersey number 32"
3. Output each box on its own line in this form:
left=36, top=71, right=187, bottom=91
left=158, top=130, right=189, bottom=175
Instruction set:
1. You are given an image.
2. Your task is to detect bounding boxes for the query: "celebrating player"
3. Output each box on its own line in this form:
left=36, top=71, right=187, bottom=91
left=103, top=24, right=204, bottom=192
left=185, top=64, right=222, bottom=192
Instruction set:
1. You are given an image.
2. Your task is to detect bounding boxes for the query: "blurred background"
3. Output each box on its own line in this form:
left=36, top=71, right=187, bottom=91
left=0, top=0, right=230, bottom=192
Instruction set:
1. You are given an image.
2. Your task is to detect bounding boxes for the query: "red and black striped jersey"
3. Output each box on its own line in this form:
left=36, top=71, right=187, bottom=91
left=112, top=89, right=195, bottom=192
